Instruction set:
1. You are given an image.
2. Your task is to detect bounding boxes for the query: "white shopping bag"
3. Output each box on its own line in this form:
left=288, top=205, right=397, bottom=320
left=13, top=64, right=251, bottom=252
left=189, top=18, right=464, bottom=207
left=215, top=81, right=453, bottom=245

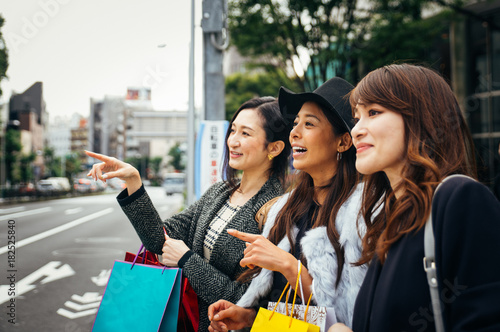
left=267, top=301, right=336, bottom=332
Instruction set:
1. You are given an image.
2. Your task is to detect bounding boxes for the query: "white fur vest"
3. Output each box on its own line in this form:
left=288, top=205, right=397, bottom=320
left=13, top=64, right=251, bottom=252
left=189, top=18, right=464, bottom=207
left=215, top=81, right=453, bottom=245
left=236, top=184, right=367, bottom=328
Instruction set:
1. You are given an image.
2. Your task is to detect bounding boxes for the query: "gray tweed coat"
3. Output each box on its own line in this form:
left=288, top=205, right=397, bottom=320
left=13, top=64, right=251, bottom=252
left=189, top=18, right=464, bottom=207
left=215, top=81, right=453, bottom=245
left=117, top=176, right=283, bottom=332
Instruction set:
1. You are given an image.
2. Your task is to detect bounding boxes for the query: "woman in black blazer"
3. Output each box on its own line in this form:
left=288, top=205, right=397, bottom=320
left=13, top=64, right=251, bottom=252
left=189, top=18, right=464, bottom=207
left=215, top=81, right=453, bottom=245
left=329, top=64, right=500, bottom=332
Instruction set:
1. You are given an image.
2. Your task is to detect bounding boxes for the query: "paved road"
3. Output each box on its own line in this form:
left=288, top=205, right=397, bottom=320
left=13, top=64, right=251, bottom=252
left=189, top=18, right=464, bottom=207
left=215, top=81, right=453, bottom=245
left=0, top=186, right=183, bottom=332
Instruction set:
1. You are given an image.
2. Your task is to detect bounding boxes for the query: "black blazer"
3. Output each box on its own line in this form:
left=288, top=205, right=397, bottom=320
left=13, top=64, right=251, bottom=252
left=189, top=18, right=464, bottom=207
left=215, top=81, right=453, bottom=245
left=352, top=176, right=500, bottom=331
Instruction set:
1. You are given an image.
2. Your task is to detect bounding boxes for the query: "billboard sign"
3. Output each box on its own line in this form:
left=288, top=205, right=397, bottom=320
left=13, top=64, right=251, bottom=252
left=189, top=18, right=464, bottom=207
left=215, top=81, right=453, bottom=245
left=195, top=120, right=229, bottom=199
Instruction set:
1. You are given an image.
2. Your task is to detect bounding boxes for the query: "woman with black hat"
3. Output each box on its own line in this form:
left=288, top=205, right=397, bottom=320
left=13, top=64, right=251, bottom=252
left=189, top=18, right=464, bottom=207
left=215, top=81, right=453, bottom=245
left=208, top=77, right=367, bottom=331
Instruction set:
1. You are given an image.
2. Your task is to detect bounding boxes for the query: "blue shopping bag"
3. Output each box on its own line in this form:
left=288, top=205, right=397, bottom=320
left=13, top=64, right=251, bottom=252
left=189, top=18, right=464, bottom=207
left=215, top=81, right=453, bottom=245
left=92, top=260, right=181, bottom=331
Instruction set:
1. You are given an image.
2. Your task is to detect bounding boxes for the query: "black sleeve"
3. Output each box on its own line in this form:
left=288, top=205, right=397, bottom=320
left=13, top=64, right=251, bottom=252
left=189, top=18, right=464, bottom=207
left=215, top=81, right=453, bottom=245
left=117, top=184, right=211, bottom=254
left=434, top=177, right=500, bottom=332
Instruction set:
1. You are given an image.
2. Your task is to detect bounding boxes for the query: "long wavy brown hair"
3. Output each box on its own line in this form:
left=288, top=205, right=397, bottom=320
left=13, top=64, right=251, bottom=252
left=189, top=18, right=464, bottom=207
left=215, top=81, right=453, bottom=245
left=238, top=101, right=359, bottom=287
left=350, top=64, right=477, bottom=265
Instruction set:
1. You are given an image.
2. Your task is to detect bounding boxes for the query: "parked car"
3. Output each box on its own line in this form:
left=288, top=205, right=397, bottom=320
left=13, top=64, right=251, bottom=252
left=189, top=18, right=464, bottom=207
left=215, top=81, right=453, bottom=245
left=163, top=173, right=186, bottom=195
left=106, top=177, right=126, bottom=190
left=73, top=178, right=98, bottom=193
left=46, top=177, right=71, bottom=191
left=17, top=182, right=36, bottom=194
left=36, top=179, right=63, bottom=194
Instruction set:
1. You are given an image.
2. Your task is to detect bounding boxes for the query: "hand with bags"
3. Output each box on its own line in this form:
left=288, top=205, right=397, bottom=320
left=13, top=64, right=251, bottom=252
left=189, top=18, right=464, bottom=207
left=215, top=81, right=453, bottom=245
left=208, top=300, right=257, bottom=331
left=251, top=262, right=320, bottom=332
left=162, top=237, right=190, bottom=267
left=92, top=245, right=182, bottom=332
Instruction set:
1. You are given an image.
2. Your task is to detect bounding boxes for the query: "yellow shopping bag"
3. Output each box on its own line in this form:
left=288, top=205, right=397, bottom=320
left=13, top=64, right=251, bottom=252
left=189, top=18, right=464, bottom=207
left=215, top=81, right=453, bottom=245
left=251, top=307, right=319, bottom=332
left=250, top=262, right=320, bottom=332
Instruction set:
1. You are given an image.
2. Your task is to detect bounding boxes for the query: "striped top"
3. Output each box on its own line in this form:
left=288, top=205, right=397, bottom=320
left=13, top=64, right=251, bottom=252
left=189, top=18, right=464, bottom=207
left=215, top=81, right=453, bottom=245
left=203, top=200, right=241, bottom=261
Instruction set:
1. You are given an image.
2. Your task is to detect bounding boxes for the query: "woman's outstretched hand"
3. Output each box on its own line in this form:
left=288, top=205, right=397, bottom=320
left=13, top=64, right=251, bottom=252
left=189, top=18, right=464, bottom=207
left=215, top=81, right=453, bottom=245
left=208, top=300, right=256, bottom=332
left=85, top=150, right=142, bottom=194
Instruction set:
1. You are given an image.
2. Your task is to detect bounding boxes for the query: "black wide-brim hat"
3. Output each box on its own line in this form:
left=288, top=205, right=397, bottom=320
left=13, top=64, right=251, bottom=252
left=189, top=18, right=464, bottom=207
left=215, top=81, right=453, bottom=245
left=278, top=77, right=355, bottom=133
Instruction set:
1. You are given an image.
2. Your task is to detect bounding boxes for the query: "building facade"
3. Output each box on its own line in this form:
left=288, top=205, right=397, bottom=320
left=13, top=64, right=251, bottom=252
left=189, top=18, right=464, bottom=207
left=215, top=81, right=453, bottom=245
left=8, top=81, right=46, bottom=182
left=450, top=0, right=500, bottom=198
left=88, top=92, right=188, bottom=175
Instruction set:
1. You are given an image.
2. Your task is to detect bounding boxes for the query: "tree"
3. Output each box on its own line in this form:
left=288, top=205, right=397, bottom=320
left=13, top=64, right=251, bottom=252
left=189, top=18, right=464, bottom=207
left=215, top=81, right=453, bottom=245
left=228, top=0, right=469, bottom=89
left=19, top=152, right=36, bottom=183
left=43, top=147, right=61, bottom=178
left=5, top=128, right=21, bottom=185
left=168, top=143, right=185, bottom=172
left=149, top=156, right=163, bottom=186
left=125, top=156, right=149, bottom=178
left=228, top=0, right=361, bottom=91
left=63, top=153, right=82, bottom=183
left=355, top=1, right=452, bottom=76
left=0, top=14, right=8, bottom=96
left=225, top=71, right=300, bottom=120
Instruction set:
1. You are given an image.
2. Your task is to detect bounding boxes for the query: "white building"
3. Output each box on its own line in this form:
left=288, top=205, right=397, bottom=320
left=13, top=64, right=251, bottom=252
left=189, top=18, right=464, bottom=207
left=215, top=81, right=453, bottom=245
left=47, top=115, right=71, bottom=157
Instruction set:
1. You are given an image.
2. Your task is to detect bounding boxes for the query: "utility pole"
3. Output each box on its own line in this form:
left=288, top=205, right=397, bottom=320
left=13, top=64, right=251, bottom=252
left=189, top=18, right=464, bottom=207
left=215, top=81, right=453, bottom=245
left=201, top=0, right=228, bottom=120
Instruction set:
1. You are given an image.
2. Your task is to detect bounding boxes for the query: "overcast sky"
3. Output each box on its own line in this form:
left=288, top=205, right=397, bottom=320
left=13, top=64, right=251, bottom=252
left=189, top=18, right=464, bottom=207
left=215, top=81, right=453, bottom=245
left=0, top=0, right=203, bottom=121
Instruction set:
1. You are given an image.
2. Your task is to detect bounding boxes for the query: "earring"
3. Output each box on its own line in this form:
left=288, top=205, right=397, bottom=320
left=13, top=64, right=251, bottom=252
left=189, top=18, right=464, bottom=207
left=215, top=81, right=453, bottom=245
left=337, top=152, right=342, bottom=161
left=268, top=154, right=274, bottom=161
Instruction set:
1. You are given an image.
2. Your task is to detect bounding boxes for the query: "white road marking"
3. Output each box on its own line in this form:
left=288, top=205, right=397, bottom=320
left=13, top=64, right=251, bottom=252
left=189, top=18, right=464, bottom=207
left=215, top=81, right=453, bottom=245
left=64, top=300, right=101, bottom=311
left=0, top=261, right=76, bottom=305
left=57, top=292, right=102, bottom=319
left=57, top=308, right=98, bottom=319
left=0, top=206, right=26, bottom=214
left=91, top=269, right=111, bottom=287
left=64, top=207, right=83, bottom=215
left=0, top=207, right=53, bottom=221
left=72, top=292, right=102, bottom=304
left=0, top=208, right=114, bottom=255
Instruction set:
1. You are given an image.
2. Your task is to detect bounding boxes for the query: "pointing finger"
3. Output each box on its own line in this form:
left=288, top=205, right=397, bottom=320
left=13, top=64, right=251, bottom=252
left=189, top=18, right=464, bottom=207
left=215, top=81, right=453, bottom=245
left=227, top=229, right=260, bottom=243
left=85, top=150, right=113, bottom=162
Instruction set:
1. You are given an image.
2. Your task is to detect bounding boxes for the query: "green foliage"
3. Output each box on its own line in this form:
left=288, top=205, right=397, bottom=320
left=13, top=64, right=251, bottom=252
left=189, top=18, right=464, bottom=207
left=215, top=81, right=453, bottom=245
left=149, top=156, right=163, bottom=186
left=356, top=2, right=452, bottom=74
left=225, top=71, right=300, bottom=120
left=228, top=0, right=360, bottom=90
left=19, top=152, right=36, bottom=183
left=125, top=156, right=149, bottom=178
left=63, top=153, right=81, bottom=183
left=0, top=15, right=8, bottom=96
left=150, top=157, right=163, bottom=175
left=43, top=147, right=61, bottom=177
left=167, top=143, right=185, bottom=172
left=5, top=129, right=21, bottom=184
left=228, top=0, right=461, bottom=87
left=42, top=148, right=81, bottom=182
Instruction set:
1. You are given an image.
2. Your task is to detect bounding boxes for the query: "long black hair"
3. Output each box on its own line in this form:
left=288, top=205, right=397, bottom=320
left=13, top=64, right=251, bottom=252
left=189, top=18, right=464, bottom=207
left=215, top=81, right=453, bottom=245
left=222, top=96, right=292, bottom=191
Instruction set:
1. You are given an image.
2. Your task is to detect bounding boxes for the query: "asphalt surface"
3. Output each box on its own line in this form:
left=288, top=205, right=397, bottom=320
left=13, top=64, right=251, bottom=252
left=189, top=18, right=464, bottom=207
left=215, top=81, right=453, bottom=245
left=0, top=186, right=183, bottom=331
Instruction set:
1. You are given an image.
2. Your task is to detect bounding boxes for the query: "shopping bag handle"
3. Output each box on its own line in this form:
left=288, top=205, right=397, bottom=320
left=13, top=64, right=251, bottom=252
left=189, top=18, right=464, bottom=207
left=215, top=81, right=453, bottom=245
left=297, top=260, right=314, bottom=322
left=130, top=244, right=146, bottom=268
left=269, top=262, right=312, bottom=327
left=130, top=244, right=168, bottom=274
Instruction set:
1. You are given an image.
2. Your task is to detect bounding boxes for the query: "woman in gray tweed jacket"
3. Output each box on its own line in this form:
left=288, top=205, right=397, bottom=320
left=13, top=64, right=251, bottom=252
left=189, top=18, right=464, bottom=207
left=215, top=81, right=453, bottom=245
left=86, top=96, right=291, bottom=332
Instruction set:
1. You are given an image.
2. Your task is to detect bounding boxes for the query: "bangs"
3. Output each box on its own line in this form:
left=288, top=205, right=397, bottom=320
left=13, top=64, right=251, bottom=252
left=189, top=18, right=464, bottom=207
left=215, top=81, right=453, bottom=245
left=350, top=66, right=412, bottom=115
